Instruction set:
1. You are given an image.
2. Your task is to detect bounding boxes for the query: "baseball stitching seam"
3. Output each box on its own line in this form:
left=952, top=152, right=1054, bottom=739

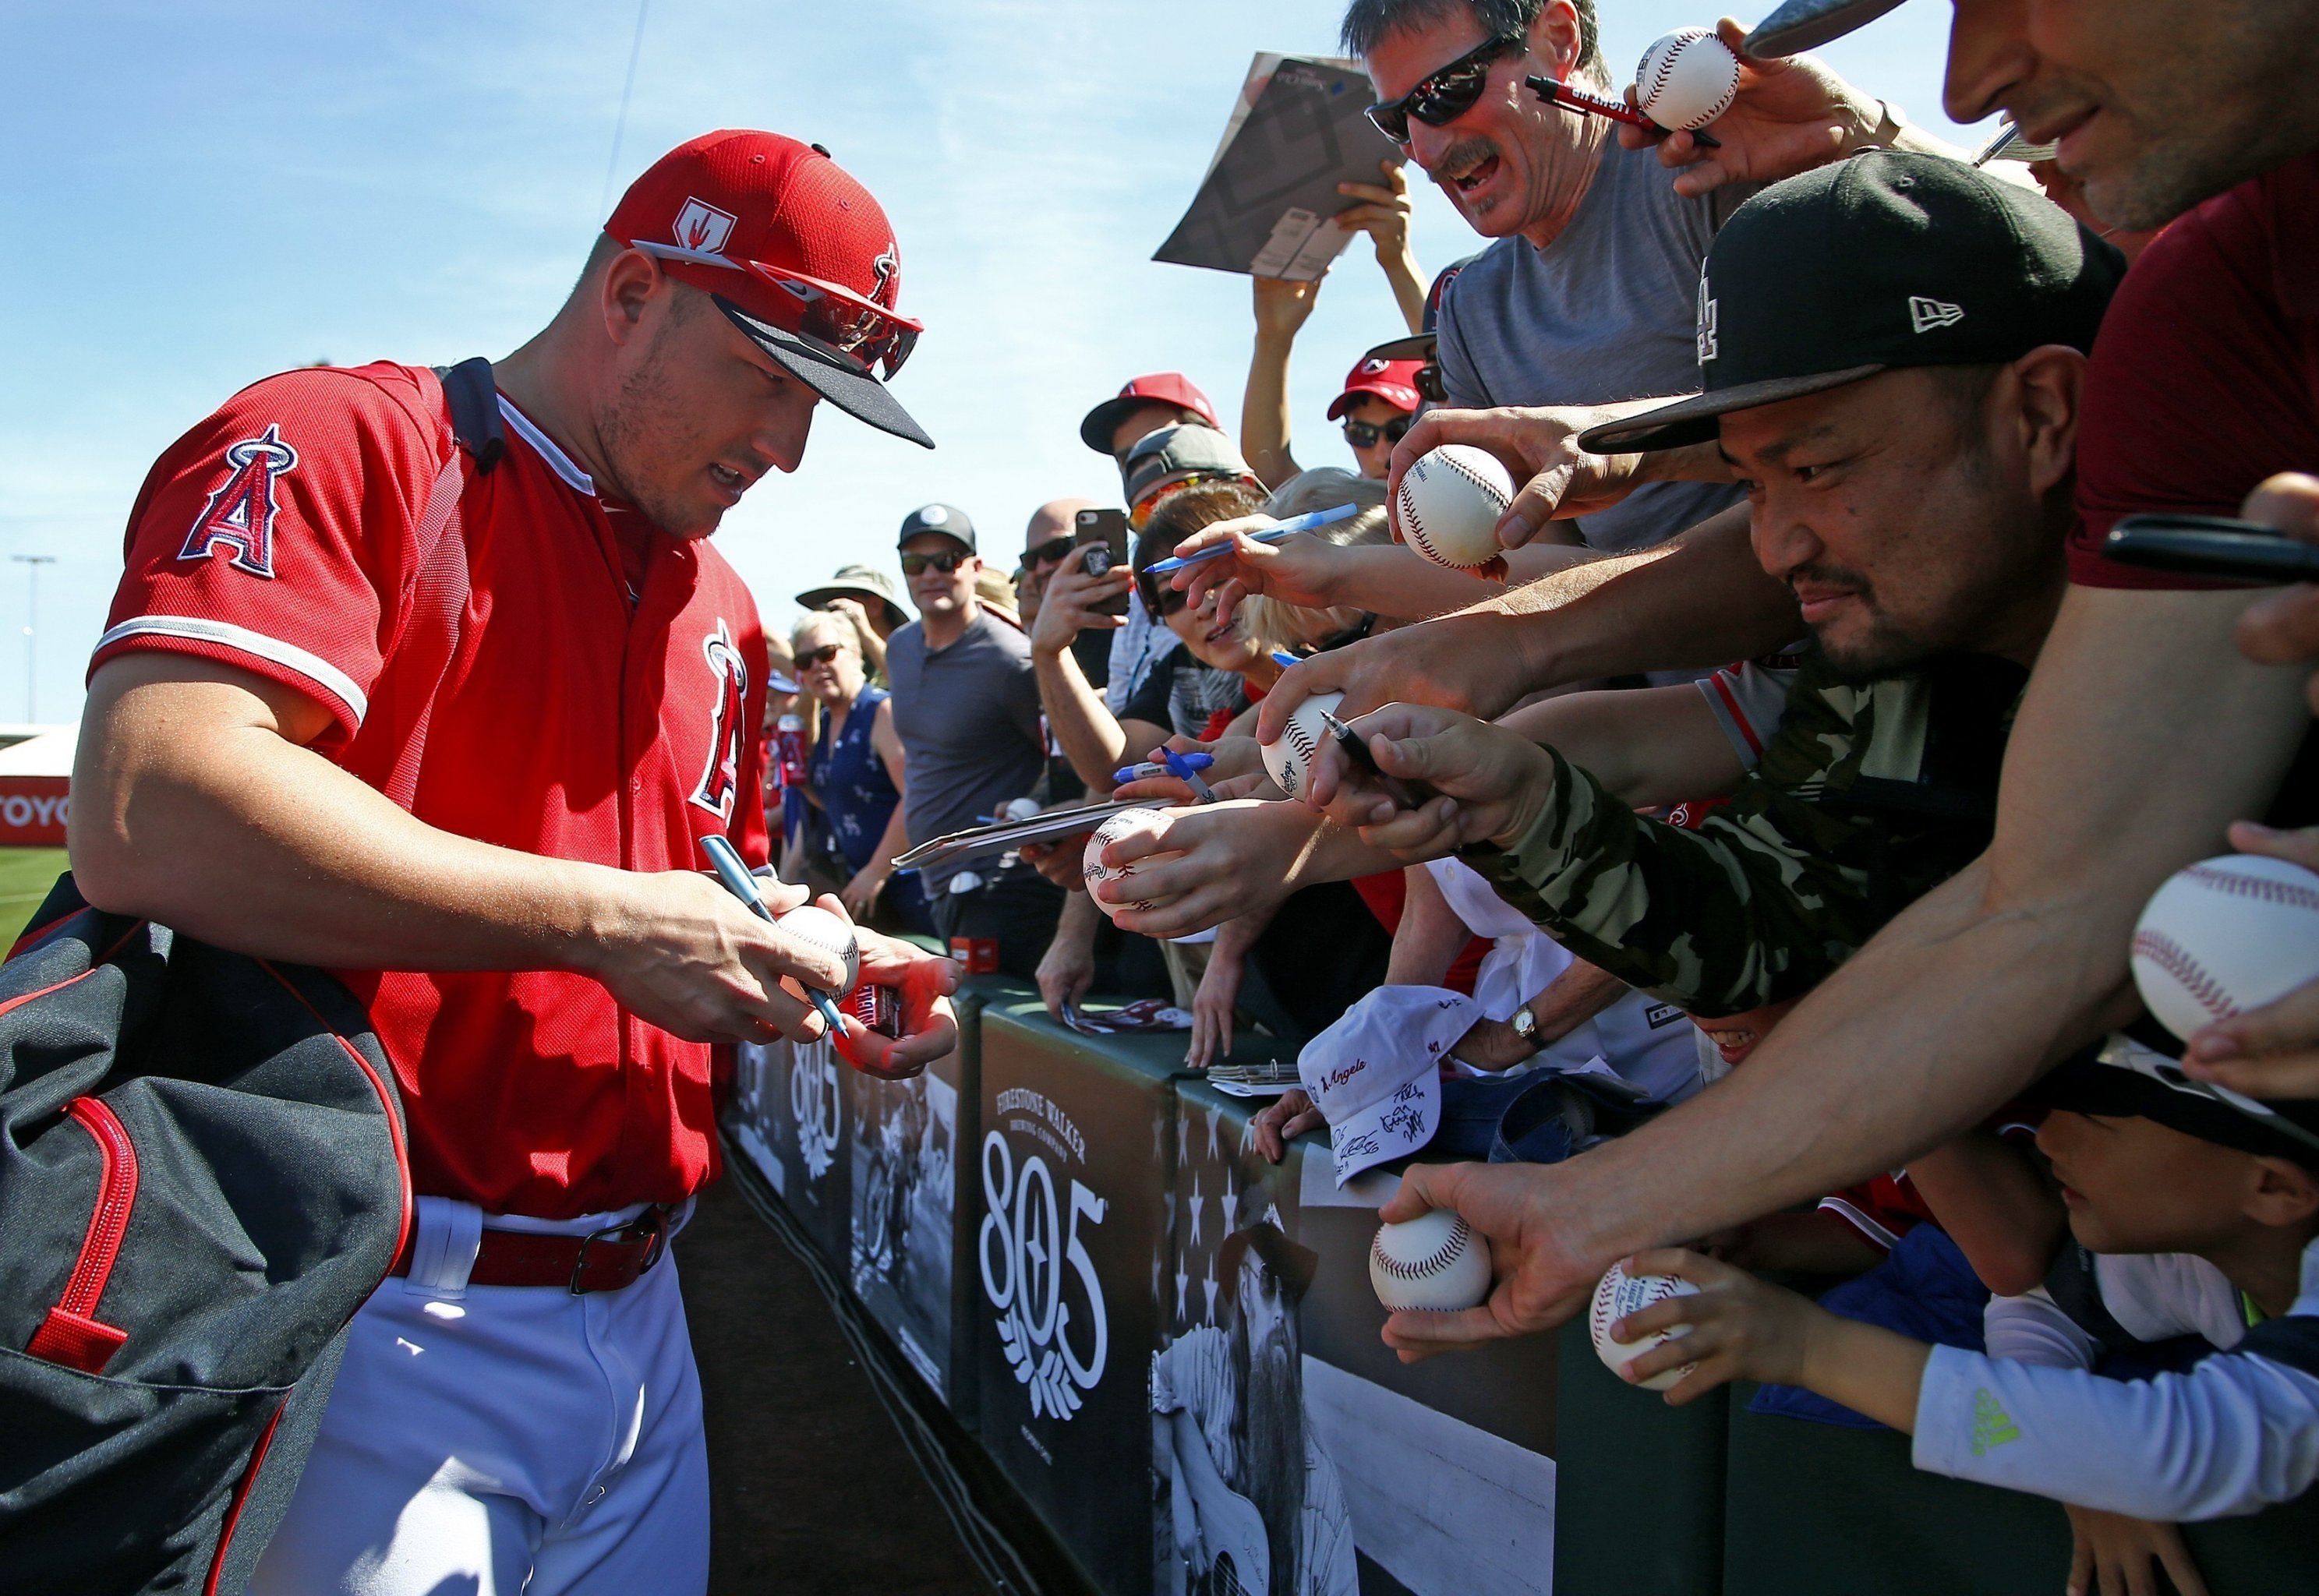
left=2179, top=863, right=2319, bottom=913
left=1373, top=1218, right=1470, bottom=1279
left=2132, top=930, right=2236, bottom=1021
left=1401, top=456, right=1506, bottom=568
left=1642, top=31, right=1734, bottom=125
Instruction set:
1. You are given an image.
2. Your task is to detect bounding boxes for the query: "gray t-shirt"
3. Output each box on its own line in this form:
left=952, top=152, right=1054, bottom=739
left=886, top=609, right=1047, bottom=891
left=1437, top=139, right=1752, bottom=555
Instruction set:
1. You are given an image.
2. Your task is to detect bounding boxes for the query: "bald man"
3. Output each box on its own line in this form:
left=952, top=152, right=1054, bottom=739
left=1018, top=497, right=1098, bottom=629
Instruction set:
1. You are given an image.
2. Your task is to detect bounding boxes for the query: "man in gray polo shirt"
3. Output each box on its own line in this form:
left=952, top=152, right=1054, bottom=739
left=885, top=502, right=1062, bottom=978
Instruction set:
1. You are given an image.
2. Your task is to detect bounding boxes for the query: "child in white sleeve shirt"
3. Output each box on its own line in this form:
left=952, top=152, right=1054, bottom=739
left=1605, top=1036, right=2319, bottom=1579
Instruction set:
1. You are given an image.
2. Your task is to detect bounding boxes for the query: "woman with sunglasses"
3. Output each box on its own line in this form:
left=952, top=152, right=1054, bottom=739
left=1240, top=160, right=1429, bottom=493
left=790, top=611, right=929, bottom=935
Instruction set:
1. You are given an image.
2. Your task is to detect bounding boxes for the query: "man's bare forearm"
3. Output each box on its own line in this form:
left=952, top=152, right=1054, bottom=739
left=1486, top=507, right=1798, bottom=687
left=72, top=661, right=627, bottom=972
left=1538, top=585, right=2314, bottom=1273
left=1032, top=641, right=1137, bottom=793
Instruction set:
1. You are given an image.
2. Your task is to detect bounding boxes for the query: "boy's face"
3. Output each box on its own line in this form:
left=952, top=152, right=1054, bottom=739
left=2035, top=1110, right=2266, bottom=1255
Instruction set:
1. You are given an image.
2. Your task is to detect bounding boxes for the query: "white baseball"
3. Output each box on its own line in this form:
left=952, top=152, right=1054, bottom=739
left=2130, top=853, right=2319, bottom=1043
left=1635, top=27, right=1741, bottom=132
left=1396, top=446, right=1513, bottom=570
left=1082, top=807, right=1178, bottom=920
left=1260, top=691, right=1344, bottom=803
left=775, top=903, right=860, bottom=994
left=1590, top=1260, right=1699, bottom=1391
left=1370, top=1209, right=1492, bottom=1312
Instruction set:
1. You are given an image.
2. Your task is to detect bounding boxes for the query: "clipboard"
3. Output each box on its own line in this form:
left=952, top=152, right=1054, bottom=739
left=891, top=798, right=1146, bottom=874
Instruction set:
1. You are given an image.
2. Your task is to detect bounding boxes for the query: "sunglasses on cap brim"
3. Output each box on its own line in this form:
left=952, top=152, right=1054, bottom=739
left=1365, top=34, right=1526, bottom=144
left=631, top=239, right=924, bottom=380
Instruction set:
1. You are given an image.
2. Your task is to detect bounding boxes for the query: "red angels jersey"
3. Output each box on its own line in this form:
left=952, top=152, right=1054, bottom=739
left=94, top=362, right=770, bottom=1218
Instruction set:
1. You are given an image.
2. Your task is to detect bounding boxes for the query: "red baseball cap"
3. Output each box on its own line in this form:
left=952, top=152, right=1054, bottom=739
left=1327, top=355, right=1424, bottom=421
left=1079, top=373, right=1221, bottom=455
left=607, top=130, right=931, bottom=449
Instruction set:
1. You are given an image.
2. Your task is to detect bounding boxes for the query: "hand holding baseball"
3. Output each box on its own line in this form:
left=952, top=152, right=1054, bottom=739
left=2183, top=821, right=2319, bottom=1098
left=1607, top=1248, right=1816, bottom=1401
left=1254, top=614, right=1541, bottom=748
left=1305, top=703, right=1557, bottom=858
left=1385, top=404, right=1656, bottom=549
left=1619, top=17, right=1888, bottom=199
left=1373, top=1160, right=1597, bottom=1361
left=1089, top=800, right=1315, bottom=939
left=834, top=926, right=961, bottom=1079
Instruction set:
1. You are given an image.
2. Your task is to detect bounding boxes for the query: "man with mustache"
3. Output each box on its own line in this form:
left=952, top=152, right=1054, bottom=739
left=1346, top=0, right=1960, bottom=560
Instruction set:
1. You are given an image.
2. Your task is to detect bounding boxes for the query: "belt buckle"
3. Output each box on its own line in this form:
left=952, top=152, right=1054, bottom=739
left=568, top=1206, right=670, bottom=1295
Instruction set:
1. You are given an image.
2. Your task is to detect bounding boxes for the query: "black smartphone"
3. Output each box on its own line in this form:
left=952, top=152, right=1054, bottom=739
left=2103, top=514, right=2319, bottom=584
left=1075, top=508, right=1132, bottom=617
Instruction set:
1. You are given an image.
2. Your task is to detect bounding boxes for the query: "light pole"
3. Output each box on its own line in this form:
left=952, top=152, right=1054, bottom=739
left=12, top=555, right=55, bottom=723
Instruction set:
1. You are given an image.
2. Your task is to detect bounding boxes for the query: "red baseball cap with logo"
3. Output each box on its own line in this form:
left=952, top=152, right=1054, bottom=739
left=607, top=130, right=932, bottom=448
left=1078, top=373, right=1221, bottom=455
left=1327, top=355, right=1424, bottom=420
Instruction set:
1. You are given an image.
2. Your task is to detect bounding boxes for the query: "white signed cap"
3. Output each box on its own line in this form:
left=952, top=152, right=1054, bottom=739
left=1297, top=987, right=1480, bottom=1185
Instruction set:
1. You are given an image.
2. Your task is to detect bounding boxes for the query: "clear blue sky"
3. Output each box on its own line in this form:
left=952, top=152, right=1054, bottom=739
left=0, top=0, right=1985, bottom=725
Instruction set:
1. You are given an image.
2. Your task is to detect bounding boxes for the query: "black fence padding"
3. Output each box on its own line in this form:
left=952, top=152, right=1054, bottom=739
left=0, top=875, right=407, bottom=1594
left=1553, top=1316, right=1729, bottom=1594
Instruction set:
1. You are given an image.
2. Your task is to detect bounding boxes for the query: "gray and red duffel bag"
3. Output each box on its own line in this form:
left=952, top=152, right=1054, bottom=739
left=0, top=875, right=409, bottom=1594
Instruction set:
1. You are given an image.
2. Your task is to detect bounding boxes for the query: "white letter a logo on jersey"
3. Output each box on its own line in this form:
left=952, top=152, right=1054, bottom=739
left=690, top=619, right=751, bottom=821
left=179, top=425, right=299, bottom=578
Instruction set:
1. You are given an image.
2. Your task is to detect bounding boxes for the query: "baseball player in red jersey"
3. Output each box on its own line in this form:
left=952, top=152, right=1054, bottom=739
left=72, top=131, right=957, bottom=1594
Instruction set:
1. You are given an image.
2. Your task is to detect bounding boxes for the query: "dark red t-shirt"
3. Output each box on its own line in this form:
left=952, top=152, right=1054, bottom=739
left=2070, top=153, right=2319, bottom=588
left=97, top=364, right=770, bottom=1218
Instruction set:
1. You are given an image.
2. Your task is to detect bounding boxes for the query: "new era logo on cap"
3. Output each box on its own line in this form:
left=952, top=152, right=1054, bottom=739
left=1910, top=295, right=1965, bottom=333
left=673, top=197, right=736, bottom=255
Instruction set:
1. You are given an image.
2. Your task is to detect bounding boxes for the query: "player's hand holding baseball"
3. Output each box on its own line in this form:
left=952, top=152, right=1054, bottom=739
left=1611, top=1248, right=1928, bottom=1429
left=1305, top=703, right=1555, bottom=859
left=591, top=868, right=843, bottom=1045
left=834, top=927, right=960, bottom=1081
left=1618, top=17, right=1894, bottom=199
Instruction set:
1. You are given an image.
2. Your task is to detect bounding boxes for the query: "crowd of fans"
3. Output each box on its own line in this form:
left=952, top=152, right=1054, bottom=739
left=766, top=2, right=2319, bottom=1586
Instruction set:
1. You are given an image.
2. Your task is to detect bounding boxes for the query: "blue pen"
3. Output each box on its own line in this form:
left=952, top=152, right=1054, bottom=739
left=699, top=833, right=848, bottom=1033
left=1271, top=651, right=1302, bottom=669
left=1114, top=752, right=1214, bottom=784
left=1142, top=502, right=1360, bottom=576
left=1162, top=747, right=1218, bottom=803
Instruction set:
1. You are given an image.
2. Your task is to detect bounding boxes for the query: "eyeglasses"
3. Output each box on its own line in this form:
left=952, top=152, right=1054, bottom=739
left=900, top=549, right=969, bottom=577
left=1024, top=537, right=1075, bottom=568
left=1342, top=415, right=1414, bottom=450
left=795, top=644, right=846, bottom=668
left=1364, top=34, right=1526, bottom=144
left=630, top=239, right=924, bottom=380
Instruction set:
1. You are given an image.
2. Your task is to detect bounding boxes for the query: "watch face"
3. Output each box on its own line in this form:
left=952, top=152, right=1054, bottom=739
left=1512, top=1007, right=1536, bottom=1040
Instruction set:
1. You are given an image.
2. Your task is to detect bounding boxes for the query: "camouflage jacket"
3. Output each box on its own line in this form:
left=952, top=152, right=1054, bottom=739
left=1462, top=651, right=2027, bottom=1019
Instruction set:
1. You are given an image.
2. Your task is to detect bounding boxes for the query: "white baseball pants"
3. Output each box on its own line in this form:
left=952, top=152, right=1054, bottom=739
left=248, top=1198, right=709, bottom=1596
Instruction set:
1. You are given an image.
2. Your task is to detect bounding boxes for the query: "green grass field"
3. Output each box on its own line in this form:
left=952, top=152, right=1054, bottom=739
left=0, top=848, right=66, bottom=944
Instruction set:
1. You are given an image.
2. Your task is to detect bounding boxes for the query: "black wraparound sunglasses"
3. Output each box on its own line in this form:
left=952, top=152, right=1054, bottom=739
left=900, top=549, right=969, bottom=577
left=1024, top=537, right=1075, bottom=567
left=1365, top=34, right=1526, bottom=143
left=1342, top=415, right=1413, bottom=450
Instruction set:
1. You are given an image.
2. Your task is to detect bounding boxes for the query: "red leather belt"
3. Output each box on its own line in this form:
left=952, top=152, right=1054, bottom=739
left=388, top=1206, right=672, bottom=1294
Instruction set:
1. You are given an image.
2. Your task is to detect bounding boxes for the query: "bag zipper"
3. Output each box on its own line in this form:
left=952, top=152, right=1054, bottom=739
left=26, top=1095, right=139, bottom=1373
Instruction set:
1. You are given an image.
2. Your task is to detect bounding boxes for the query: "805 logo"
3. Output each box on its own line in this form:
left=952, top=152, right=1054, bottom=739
left=978, top=1093, right=1108, bottom=1422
